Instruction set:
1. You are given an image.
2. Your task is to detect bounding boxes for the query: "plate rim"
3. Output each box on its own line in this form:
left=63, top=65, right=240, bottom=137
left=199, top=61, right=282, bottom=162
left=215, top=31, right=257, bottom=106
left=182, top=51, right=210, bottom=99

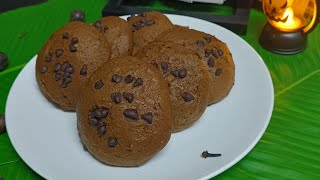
left=5, top=14, right=274, bottom=180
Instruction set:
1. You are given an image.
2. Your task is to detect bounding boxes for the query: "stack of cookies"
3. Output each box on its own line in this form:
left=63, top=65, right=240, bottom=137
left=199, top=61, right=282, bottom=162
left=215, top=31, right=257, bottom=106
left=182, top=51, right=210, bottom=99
left=36, top=11, right=235, bottom=167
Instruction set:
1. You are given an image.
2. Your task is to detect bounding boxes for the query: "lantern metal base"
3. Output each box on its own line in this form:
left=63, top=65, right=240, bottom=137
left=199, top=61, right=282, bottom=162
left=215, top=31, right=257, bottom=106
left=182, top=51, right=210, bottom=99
left=259, top=23, right=306, bottom=55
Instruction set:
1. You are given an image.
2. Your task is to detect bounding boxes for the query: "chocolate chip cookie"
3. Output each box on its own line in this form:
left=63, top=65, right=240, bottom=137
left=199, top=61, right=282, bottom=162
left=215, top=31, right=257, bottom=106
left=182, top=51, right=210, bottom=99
left=77, top=56, right=172, bottom=167
left=127, top=11, right=174, bottom=54
left=135, top=42, right=209, bottom=132
left=93, top=16, right=133, bottom=58
left=36, top=21, right=111, bottom=111
left=156, top=26, right=235, bottom=105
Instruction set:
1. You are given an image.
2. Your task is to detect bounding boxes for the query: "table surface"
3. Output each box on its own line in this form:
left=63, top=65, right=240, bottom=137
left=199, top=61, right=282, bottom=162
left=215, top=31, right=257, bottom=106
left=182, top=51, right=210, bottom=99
left=0, top=0, right=319, bottom=179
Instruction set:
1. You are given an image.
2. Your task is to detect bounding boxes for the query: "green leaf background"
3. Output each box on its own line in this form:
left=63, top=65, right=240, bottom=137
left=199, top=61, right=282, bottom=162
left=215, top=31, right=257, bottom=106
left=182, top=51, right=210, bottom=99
left=0, top=0, right=319, bottom=179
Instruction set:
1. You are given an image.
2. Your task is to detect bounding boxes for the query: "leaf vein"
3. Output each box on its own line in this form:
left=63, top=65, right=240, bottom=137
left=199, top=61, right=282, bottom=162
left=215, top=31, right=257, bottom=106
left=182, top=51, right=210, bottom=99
left=0, top=63, right=26, bottom=76
left=0, top=159, right=20, bottom=166
left=275, top=69, right=320, bottom=98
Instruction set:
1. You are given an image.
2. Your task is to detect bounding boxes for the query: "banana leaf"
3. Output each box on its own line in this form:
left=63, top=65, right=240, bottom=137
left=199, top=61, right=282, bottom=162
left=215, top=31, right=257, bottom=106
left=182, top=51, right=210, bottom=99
left=0, top=0, right=319, bottom=179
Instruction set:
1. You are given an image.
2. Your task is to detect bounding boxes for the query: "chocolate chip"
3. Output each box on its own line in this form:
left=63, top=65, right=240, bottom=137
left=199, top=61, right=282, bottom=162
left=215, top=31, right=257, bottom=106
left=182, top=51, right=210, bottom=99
left=132, top=23, right=142, bottom=32
left=70, top=9, right=85, bottom=22
left=217, top=49, right=224, bottom=56
left=212, top=50, right=219, bottom=58
left=100, top=107, right=109, bottom=118
left=64, top=77, right=72, bottom=85
left=93, top=20, right=102, bottom=31
left=141, top=112, right=153, bottom=124
left=204, top=36, right=212, bottom=43
left=111, top=93, right=122, bottom=104
left=62, top=32, right=69, bottom=39
left=171, top=70, right=179, bottom=77
left=65, top=66, right=73, bottom=74
left=45, top=53, right=52, bottom=62
left=133, top=78, right=143, bottom=87
left=123, top=92, right=134, bottom=103
left=145, top=19, right=155, bottom=26
left=64, top=72, right=71, bottom=78
left=123, top=109, right=139, bottom=120
left=181, top=92, right=195, bottom=102
left=104, top=26, right=109, bottom=32
left=205, top=49, right=211, bottom=58
left=54, top=63, right=61, bottom=72
left=132, top=26, right=139, bottom=31
left=178, top=69, right=187, bottom=78
left=61, top=77, right=72, bottom=87
left=71, top=37, right=79, bottom=44
left=69, top=45, right=76, bottom=52
left=171, top=69, right=187, bottom=79
left=108, top=137, right=118, bottom=147
left=127, top=15, right=134, bottom=21
left=111, top=74, right=122, bottom=83
left=0, top=52, right=8, bottom=71
left=124, top=75, right=134, bottom=83
left=215, top=68, right=222, bottom=76
left=61, top=62, right=68, bottom=71
left=98, top=125, right=107, bottom=137
left=94, top=80, right=104, bottom=89
left=41, top=66, right=48, bottom=73
left=90, top=107, right=109, bottom=122
left=83, top=145, right=88, bottom=151
left=55, top=73, right=61, bottom=81
left=89, top=116, right=99, bottom=126
left=55, top=49, right=63, bottom=58
left=139, top=20, right=146, bottom=27
left=207, top=57, right=215, bottom=67
left=141, top=19, right=148, bottom=26
left=140, top=18, right=147, bottom=24
left=196, top=40, right=205, bottom=47
left=135, top=24, right=142, bottom=31
left=93, top=108, right=103, bottom=119
left=80, top=66, right=87, bottom=76
left=65, top=66, right=73, bottom=73
left=160, top=62, right=168, bottom=74
left=89, top=112, right=101, bottom=126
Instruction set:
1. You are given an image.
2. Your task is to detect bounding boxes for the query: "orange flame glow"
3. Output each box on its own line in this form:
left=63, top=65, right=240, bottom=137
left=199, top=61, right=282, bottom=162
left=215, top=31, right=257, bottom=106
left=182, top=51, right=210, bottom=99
left=274, top=7, right=302, bottom=31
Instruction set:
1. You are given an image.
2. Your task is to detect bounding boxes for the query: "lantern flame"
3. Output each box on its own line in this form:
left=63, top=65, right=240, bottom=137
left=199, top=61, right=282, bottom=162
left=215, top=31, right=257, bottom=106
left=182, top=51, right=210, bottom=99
left=274, top=7, right=302, bottom=31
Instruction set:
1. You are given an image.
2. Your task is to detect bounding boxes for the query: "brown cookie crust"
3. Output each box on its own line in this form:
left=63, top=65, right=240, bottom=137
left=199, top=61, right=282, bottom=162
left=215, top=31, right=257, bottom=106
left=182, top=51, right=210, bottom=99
left=156, top=26, right=235, bottom=105
left=128, top=11, right=174, bottom=54
left=77, top=56, right=172, bottom=166
left=93, top=16, right=133, bottom=58
left=36, top=21, right=111, bottom=111
left=135, top=42, right=209, bottom=132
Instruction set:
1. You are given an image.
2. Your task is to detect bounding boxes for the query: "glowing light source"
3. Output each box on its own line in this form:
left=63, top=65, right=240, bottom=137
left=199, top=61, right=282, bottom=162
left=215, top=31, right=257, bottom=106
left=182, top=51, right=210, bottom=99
left=273, top=7, right=302, bottom=31
left=259, top=0, right=319, bottom=54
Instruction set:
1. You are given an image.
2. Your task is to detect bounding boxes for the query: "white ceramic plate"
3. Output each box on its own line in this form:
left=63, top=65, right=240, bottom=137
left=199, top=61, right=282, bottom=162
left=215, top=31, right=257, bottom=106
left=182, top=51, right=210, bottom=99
left=6, top=14, right=274, bottom=180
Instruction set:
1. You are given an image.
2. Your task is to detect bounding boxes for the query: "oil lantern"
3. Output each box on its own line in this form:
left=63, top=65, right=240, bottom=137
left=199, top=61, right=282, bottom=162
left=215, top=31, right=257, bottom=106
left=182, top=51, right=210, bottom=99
left=259, top=0, right=319, bottom=54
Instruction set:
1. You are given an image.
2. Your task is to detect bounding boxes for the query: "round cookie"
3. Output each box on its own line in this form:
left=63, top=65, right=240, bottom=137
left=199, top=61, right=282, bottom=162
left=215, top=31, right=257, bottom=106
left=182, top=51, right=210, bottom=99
left=135, top=42, right=209, bottom=132
left=93, top=16, right=133, bottom=58
left=36, top=21, right=111, bottom=111
left=127, top=11, right=174, bottom=54
left=77, top=56, right=173, bottom=167
left=156, top=26, right=235, bottom=105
